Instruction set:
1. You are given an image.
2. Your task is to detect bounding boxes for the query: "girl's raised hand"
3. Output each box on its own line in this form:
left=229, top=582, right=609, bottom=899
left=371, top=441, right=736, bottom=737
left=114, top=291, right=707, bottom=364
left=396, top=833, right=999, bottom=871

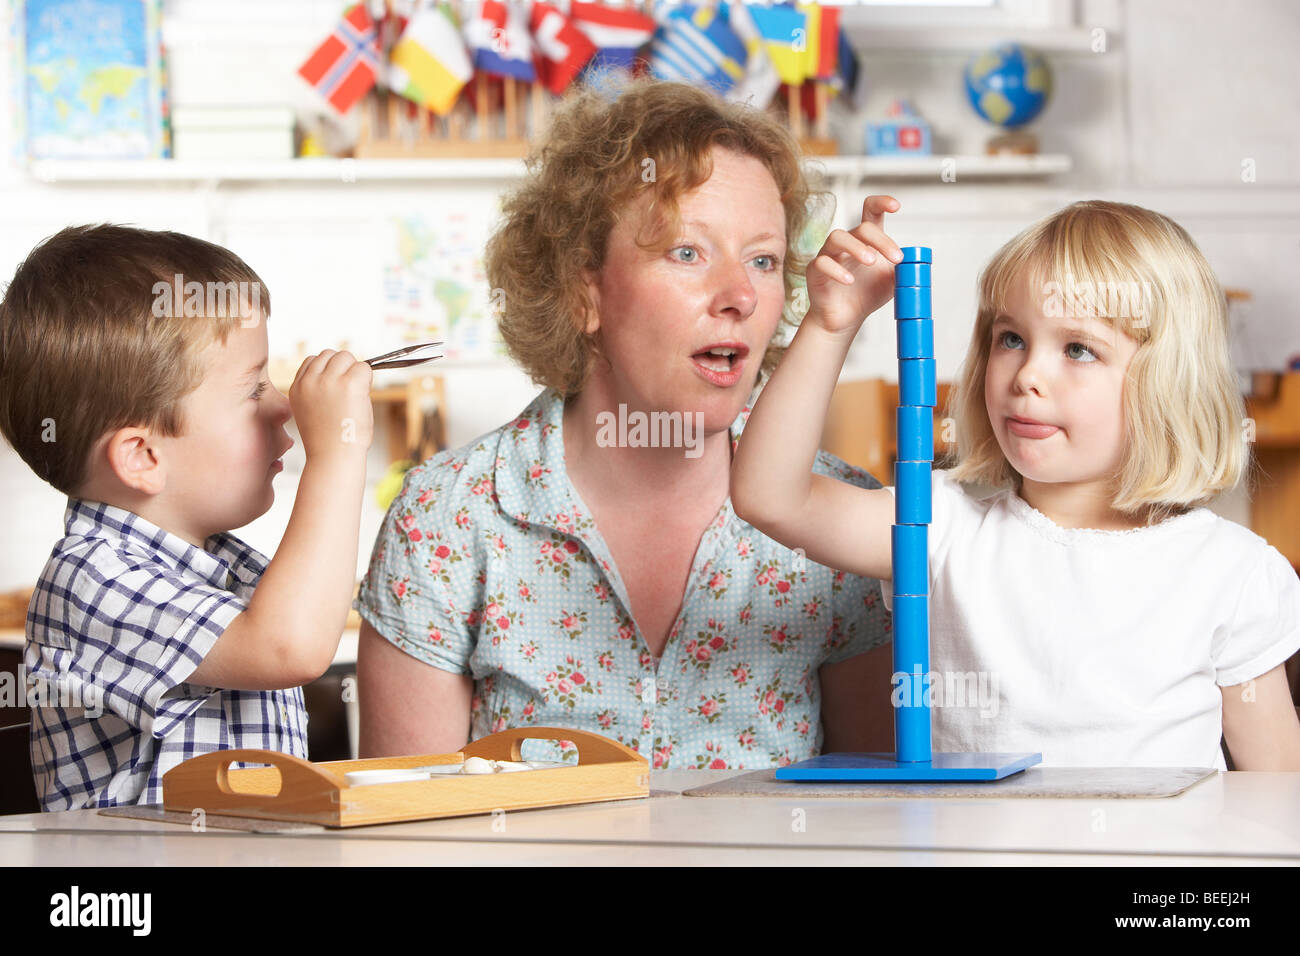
left=804, top=195, right=904, bottom=336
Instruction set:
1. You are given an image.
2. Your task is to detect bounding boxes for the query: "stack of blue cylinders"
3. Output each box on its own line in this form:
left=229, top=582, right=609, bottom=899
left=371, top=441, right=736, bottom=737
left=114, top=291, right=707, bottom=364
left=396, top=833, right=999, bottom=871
left=893, top=246, right=934, bottom=763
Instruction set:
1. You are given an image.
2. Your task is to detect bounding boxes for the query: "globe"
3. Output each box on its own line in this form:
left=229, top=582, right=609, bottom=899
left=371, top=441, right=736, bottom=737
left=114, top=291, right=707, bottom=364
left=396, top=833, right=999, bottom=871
left=964, top=44, right=1052, bottom=129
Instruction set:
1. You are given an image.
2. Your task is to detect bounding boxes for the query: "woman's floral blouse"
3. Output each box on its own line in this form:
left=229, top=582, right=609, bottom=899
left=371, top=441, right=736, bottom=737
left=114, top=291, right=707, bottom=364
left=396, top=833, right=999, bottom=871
left=356, top=387, right=891, bottom=768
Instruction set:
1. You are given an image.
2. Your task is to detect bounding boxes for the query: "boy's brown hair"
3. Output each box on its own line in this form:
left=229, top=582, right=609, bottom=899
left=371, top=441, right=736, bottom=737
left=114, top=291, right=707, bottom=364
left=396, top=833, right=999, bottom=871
left=0, top=224, right=270, bottom=495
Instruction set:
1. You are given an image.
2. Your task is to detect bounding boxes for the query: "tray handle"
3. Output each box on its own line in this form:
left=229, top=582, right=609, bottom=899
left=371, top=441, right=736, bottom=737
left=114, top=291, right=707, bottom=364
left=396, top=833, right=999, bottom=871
left=460, top=727, right=645, bottom=766
left=163, top=748, right=344, bottom=804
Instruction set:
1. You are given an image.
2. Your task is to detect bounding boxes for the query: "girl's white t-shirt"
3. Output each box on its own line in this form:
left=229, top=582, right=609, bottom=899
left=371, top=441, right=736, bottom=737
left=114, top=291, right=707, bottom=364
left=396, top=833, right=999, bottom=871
left=882, top=470, right=1300, bottom=769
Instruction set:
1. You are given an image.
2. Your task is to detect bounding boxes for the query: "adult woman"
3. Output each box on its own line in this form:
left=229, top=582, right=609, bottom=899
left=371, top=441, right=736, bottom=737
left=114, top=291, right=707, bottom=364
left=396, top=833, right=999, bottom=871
left=356, top=78, right=894, bottom=768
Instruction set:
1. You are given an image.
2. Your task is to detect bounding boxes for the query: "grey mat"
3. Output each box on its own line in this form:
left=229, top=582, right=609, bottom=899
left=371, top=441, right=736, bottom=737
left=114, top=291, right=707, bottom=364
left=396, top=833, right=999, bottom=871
left=99, top=804, right=326, bottom=833
left=682, top=766, right=1218, bottom=799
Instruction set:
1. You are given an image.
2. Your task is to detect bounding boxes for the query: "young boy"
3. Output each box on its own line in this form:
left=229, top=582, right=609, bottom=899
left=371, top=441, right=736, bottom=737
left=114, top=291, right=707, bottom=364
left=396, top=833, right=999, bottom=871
left=0, top=224, right=374, bottom=809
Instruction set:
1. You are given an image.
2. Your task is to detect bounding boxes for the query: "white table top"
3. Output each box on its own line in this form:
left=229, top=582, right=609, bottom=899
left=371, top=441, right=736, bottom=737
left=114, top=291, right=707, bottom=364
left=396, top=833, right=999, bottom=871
left=3, top=770, right=1298, bottom=866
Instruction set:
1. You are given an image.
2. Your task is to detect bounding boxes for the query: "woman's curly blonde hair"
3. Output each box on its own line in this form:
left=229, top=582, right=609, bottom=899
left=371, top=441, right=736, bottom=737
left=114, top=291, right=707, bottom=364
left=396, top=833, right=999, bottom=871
left=485, top=76, right=827, bottom=396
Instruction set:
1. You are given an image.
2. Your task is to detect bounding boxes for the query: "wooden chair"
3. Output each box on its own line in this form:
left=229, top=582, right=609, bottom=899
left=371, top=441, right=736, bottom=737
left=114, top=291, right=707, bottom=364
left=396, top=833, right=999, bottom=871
left=0, top=722, right=39, bottom=815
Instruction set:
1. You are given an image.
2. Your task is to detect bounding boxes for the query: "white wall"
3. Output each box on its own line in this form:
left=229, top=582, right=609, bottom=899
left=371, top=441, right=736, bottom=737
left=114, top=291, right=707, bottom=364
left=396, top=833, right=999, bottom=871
left=4, top=0, right=1298, bottom=589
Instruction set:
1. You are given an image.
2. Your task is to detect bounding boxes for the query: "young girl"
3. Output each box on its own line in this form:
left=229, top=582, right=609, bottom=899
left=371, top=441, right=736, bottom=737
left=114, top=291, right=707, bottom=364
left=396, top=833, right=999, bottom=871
left=732, top=197, right=1300, bottom=769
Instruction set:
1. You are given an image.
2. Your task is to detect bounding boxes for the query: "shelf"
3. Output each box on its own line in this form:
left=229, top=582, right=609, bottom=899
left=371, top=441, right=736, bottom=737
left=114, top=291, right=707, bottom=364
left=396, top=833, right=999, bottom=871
left=28, top=153, right=1071, bottom=186
left=27, top=157, right=530, bottom=184
left=812, top=154, right=1072, bottom=181
left=841, top=27, right=1112, bottom=55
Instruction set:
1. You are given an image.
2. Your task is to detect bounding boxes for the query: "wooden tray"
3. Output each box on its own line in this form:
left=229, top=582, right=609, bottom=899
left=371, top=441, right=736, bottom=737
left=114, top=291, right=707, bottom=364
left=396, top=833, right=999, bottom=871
left=162, top=727, right=648, bottom=828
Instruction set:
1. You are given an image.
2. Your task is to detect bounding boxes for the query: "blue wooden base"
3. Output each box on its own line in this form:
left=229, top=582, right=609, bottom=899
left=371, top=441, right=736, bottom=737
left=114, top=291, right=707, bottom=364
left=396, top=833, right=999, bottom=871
left=774, top=751, right=1042, bottom=781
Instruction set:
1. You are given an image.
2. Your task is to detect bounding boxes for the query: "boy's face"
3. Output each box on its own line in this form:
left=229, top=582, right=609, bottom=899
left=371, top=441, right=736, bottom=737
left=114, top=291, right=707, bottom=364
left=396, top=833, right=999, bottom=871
left=984, top=273, right=1139, bottom=490
left=161, top=313, right=293, bottom=542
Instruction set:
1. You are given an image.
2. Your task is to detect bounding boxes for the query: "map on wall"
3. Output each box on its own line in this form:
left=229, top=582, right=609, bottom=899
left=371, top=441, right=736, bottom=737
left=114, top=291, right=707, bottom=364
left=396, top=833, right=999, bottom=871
left=13, top=0, right=167, bottom=160
left=380, top=207, right=505, bottom=363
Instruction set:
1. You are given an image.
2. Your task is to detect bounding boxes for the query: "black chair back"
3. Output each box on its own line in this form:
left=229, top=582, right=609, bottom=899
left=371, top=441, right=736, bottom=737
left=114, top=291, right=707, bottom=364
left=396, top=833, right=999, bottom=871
left=0, top=722, right=39, bottom=814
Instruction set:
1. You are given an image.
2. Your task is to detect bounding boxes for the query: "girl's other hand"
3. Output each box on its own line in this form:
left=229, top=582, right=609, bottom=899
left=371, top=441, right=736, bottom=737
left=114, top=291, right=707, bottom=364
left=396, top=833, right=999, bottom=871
left=805, top=195, right=904, bottom=336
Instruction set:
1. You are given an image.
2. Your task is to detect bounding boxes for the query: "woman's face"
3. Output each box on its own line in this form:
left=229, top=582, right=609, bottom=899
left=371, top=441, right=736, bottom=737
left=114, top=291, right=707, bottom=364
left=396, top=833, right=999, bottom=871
left=581, top=146, right=789, bottom=434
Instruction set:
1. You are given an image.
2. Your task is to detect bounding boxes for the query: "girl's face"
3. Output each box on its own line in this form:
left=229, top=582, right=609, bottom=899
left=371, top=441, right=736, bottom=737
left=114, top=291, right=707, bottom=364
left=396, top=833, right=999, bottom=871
left=580, top=146, right=788, bottom=433
left=984, top=272, right=1140, bottom=493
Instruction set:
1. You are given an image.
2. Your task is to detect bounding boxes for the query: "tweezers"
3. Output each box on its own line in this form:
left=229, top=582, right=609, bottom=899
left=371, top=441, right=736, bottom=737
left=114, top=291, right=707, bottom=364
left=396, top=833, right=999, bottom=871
left=364, top=341, right=444, bottom=370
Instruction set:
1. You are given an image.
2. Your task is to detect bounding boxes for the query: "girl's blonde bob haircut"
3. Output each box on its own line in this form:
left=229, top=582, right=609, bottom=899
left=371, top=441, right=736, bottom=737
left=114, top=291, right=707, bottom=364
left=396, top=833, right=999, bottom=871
left=946, top=200, right=1247, bottom=524
left=486, top=76, right=825, bottom=396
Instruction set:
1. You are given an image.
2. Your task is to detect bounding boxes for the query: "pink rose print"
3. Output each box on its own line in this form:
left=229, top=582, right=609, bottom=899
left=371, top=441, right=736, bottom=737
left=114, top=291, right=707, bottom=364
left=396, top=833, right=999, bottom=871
left=390, top=576, right=410, bottom=602
left=416, top=488, right=433, bottom=505
left=702, top=566, right=730, bottom=599
left=765, top=624, right=802, bottom=654
left=537, top=534, right=586, bottom=578
left=543, top=658, right=595, bottom=709
left=496, top=616, right=510, bottom=630
left=710, top=758, right=727, bottom=770
left=427, top=557, right=442, bottom=574
left=737, top=538, right=751, bottom=557
left=642, top=713, right=653, bottom=731
left=694, top=693, right=725, bottom=724
left=400, top=514, right=416, bottom=531
left=522, top=701, right=535, bottom=718
left=435, top=545, right=451, bottom=559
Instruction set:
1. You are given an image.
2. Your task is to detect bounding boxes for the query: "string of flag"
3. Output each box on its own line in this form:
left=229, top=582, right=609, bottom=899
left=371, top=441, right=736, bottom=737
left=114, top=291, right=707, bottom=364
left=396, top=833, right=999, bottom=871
left=298, top=1, right=860, bottom=119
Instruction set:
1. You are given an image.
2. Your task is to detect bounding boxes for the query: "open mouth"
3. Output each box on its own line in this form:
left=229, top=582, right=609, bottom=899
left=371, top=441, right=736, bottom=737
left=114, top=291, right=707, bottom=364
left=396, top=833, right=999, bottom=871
left=692, top=346, right=740, bottom=373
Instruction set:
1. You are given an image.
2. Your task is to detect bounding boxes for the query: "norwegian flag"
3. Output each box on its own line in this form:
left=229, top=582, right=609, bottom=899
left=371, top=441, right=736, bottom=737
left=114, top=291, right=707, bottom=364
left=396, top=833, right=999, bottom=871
left=297, top=4, right=382, bottom=114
